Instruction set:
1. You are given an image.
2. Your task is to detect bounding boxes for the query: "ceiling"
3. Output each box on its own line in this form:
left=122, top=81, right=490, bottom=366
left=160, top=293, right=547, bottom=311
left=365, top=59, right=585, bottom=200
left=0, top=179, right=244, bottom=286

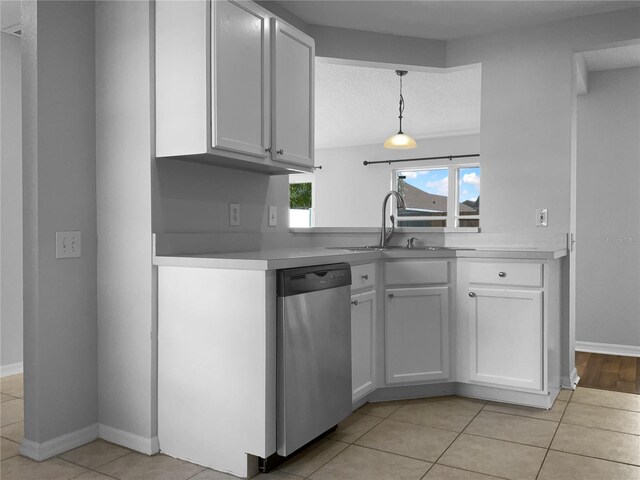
left=315, top=62, right=481, bottom=149
left=277, top=1, right=639, bottom=41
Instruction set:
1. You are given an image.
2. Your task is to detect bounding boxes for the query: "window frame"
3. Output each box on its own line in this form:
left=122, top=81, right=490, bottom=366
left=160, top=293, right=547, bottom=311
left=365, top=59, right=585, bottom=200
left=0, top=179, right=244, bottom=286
left=393, top=162, right=480, bottom=231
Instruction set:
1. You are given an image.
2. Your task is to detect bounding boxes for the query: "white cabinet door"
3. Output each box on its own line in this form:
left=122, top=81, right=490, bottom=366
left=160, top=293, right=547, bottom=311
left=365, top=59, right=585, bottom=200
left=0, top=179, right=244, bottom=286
left=271, top=18, right=315, bottom=168
left=212, top=0, right=270, bottom=157
left=351, top=291, right=376, bottom=402
left=468, top=288, right=543, bottom=390
left=385, top=287, right=450, bottom=384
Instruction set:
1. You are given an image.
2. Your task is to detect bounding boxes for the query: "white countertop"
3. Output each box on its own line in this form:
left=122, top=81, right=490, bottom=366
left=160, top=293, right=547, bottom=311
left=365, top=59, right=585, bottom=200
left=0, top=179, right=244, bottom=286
left=153, top=246, right=567, bottom=270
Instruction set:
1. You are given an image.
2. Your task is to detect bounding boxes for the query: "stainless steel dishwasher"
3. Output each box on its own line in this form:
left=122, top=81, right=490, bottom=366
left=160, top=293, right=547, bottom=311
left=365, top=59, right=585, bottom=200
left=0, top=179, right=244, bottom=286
left=276, top=263, right=352, bottom=457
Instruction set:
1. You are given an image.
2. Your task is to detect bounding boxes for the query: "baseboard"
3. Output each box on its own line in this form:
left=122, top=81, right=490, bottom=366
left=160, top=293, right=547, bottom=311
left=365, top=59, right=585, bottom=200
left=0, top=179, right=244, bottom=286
left=369, top=382, right=455, bottom=402
left=455, top=383, right=553, bottom=409
left=99, top=424, right=159, bottom=455
left=561, top=368, right=580, bottom=390
left=1, top=362, right=23, bottom=378
left=20, top=423, right=98, bottom=461
left=575, top=341, right=640, bottom=358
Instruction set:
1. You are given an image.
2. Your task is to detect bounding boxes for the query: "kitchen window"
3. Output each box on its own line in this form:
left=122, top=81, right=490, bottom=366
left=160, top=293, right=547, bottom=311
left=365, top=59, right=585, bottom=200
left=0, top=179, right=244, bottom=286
left=289, top=180, right=314, bottom=228
left=395, top=164, right=480, bottom=229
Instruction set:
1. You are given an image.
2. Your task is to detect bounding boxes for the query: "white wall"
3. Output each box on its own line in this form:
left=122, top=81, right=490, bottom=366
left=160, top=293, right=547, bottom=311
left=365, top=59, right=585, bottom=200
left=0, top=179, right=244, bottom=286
left=1, top=30, right=23, bottom=373
left=446, top=8, right=640, bottom=236
left=21, top=0, right=98, bottom=447
left=576, top=67, right=640, bottom=349
left=95, top=0, right=158, bottom=452
left=312, top=134, right=480, bottom=227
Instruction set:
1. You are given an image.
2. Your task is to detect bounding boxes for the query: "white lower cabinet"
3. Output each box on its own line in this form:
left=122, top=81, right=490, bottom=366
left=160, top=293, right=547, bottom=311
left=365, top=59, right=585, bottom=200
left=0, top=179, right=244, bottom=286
left=467, top=288, right=543, bottom=390
left=351, top=290, right=376, bottom=402
left=385, top=286, right=450, bottom=384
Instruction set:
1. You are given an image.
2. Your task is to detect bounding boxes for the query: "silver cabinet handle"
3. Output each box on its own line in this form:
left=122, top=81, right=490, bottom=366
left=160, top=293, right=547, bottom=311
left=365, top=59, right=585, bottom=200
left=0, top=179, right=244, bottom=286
left=351, top=300, right=359, bottom=306
left=362, top=274, right=369, bottom=280
left=469, top=292, right=476, bottom=297
left=498, top=272, right=507, bottom=278
left=277, top=148, right=284, bottom=155
left=388, top=293, right=394, bottom=299
left=265, top=146, right=272, bottom=153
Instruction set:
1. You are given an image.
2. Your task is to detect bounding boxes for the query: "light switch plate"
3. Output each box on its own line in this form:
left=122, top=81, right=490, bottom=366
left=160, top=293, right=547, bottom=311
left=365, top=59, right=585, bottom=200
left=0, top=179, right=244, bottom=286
left=229, top=203, right=240, bottom=226
left=536, top=208, right=548, bottom=227
left=268, top=205, right=277, bottom=227
left=56, top=231, right=81, bottom=258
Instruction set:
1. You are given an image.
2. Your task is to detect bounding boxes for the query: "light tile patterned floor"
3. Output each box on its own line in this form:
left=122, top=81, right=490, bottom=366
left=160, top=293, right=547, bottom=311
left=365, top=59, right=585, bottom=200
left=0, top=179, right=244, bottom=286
left=2, top=374, right=640, bottom=479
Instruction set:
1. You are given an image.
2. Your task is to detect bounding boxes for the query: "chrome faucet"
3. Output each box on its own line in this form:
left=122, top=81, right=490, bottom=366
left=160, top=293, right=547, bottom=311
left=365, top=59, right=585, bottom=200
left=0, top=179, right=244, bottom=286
left=379, top=190, right=406, bottom=247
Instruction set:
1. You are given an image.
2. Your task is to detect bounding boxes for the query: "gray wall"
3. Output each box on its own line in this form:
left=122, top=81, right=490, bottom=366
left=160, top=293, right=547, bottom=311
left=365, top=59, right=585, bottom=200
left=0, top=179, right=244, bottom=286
left=576, top=67, right=640, bottom=348
left=21, top=0, right=98, bottom=443
left=96, top=0, right=157, bottom=448
left=446, top=8, right=640, bottom=235
left=1, top=30, right=23, bottom=371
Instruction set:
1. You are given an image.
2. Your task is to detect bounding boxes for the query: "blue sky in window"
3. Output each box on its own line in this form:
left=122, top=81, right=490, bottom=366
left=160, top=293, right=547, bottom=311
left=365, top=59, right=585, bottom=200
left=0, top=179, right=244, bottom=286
left=399, top=167, right=480, bottom=202
left=400, top=168, right=449, bottom=196
left=459, top=167, right=480, bottom=202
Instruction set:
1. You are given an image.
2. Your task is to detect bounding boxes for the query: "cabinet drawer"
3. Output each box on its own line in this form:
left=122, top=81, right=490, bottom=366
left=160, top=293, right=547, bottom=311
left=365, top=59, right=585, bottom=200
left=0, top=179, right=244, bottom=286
left=351, top=263, right=376, bottom=291
left=385, top=260, right=449, bottom=286
left=469, top=262, right=543, bottom=287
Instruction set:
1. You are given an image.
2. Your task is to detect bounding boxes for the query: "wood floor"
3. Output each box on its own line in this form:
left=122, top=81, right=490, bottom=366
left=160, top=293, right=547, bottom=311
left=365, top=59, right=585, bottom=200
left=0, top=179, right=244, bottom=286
left=576, top=352, right=640, bottom=394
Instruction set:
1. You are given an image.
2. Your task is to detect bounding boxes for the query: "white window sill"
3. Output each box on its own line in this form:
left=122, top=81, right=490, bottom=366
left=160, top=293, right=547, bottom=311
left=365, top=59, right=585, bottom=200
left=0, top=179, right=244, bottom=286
left=289, top=227, right=480, bottom=234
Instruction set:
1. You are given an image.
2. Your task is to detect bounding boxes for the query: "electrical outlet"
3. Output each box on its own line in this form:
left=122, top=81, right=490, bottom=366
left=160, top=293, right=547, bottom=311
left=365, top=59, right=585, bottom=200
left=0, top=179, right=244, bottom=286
left=536, top=209, right=548, bottom=227
left=229, top=203, right=240, bottom=226
left=56, top=231, right=81, bottom=258
left=268, top=205, right=277, bottom=227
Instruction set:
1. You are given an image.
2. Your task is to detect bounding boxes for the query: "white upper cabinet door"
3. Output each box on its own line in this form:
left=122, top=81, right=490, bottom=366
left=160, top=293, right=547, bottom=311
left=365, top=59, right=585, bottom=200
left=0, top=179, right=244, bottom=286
left=351, top=291, right=376, bottom=402
left=271, top=18, right=315, bottom=168
left=212, top=0, right=270, bottom=157
left=385, top=287, right=450, bottom=384
left=468, top=288, right=543, bottom=391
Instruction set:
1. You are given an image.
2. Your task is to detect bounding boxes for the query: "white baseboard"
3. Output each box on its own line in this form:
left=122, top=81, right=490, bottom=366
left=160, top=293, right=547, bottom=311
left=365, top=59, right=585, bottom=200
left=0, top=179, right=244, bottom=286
left=20, top=423, right=98, bottom=461
left=99, top=424, right=159, bottom=455
left=1, top=362, right=23, bottom=378
left=561, top=368, right=580, bottom=390
left=575, top=341, right=640, bottom=358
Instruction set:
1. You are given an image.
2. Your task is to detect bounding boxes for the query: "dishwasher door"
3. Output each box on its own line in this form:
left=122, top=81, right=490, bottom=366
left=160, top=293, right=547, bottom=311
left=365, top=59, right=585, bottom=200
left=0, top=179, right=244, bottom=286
left=277, top=263, right=352, bottom=456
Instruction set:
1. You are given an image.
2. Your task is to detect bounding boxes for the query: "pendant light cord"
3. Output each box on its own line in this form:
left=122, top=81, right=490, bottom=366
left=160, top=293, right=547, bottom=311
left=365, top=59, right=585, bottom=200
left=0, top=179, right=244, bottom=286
left=398, top=74, right=405, bottom=134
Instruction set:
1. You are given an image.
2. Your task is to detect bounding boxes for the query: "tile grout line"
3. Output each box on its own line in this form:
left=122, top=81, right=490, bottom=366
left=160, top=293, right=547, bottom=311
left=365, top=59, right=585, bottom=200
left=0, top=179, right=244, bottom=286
left=419, top=400, right=489, bottom=479
left=534, top=391, right=571, bottom=480
left=299, top=408, right=408, bottom=479
left=559, top=418, right=640, bottom=437
left=569, top=399, right=640, bottom=413
left=545, top=447, right=640, bottom=469
left=454, top=430, right=554, bottom=450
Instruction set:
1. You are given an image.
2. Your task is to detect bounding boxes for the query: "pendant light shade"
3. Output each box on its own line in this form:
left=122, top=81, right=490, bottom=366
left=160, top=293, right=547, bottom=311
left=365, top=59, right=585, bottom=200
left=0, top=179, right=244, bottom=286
left=384, top=70, right=417, bottom=150
left=384, top=133, right=417, bottom=149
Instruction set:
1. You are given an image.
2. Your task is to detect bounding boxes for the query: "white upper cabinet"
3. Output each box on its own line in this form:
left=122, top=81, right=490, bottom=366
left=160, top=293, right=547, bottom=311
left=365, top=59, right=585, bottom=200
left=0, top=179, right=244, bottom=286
left=156, top=0, right=315, bottom=174
left=212, top=0, right=270, bottom=157
left=272, top=18, right=315, bottom=169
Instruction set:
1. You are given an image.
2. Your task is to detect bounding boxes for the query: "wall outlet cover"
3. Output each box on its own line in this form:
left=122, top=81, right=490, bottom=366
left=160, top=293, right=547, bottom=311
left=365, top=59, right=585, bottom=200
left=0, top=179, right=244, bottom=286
left=536, top=208, right=548, bottom=227
left=229, top=203, right=240, bottom=226
left=56, top=231, right=81, bottom=258
left=268, top=205, right=277, bottom=227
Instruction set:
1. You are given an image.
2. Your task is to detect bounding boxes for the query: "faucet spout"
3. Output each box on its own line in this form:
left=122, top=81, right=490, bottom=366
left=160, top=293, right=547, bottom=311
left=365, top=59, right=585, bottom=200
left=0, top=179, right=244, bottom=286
left=380, top=190, right=406, bottom=247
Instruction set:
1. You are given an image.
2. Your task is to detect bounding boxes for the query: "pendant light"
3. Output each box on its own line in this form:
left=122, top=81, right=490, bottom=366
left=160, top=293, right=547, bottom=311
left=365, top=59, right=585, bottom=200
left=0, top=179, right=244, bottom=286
left=384, top=70, right=417, bottom=149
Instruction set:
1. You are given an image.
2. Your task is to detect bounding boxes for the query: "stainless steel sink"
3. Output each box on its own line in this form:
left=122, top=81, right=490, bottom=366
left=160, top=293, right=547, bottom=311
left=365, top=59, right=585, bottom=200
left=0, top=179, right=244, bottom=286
left=326, top=246, right=473, bottom=252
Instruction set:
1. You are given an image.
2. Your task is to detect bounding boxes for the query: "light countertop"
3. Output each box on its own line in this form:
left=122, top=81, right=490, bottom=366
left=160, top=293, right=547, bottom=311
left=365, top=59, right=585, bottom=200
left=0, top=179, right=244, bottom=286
left=153, top=246, right=567, bottom=270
